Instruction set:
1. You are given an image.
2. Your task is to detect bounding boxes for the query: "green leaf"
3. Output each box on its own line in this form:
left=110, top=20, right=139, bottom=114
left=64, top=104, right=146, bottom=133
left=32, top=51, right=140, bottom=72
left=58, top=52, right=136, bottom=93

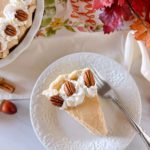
left=44, top=7, right=56, bottom=18
left=46, top=27, right=56, bottom=36
left=64, top=19, right=69, bottom=25
left=72, top=22, right=82, bottom=27
left=45, top=0, right=55, bottom=6
left=64, top=25, right=75, bottom=32
left=95, top=25, right=103, bottom=31
left=41, top=18, right=52, bottom=27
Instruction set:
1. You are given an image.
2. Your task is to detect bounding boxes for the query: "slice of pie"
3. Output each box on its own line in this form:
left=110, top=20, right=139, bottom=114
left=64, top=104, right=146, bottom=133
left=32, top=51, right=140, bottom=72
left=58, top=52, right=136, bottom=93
left=43, top=68, right=108, bottom=135
left=0, top=0, right=36, bottom=59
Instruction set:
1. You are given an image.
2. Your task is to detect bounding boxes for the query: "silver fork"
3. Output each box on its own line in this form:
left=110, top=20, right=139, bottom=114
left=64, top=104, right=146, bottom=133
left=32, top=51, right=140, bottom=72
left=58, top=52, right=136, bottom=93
left=91, top=66, right=150, bottom=150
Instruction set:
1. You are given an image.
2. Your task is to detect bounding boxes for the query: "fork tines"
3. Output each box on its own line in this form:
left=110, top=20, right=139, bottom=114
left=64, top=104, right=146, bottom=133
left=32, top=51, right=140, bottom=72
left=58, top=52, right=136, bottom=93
left=90, top=66, right=111, bottom=96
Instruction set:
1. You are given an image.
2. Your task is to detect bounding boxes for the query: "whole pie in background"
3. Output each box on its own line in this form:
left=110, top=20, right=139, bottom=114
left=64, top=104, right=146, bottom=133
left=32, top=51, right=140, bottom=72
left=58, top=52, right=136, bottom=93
left=0, top=0, right=36, bottom=59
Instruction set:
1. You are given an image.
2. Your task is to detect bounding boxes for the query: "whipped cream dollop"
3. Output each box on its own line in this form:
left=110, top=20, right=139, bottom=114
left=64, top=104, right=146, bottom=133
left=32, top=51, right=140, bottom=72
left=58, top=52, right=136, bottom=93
left=0, top=18, right=20, bottom=41
left=78, top=72, right=97, bottom=97
left=4, top=3, right=28, bottom=26
left=43, top=69, right=98, bottom=109
left=59, top=80, right=85, bottom=109
left=0, top=0, right=32, bottom=52
left=43, top=89, right=59, bottom=98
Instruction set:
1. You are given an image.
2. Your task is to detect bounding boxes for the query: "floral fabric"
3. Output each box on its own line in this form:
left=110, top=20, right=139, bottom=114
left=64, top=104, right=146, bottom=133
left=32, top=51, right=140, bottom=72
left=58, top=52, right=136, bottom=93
left=38, top=0, right=102, bottom=36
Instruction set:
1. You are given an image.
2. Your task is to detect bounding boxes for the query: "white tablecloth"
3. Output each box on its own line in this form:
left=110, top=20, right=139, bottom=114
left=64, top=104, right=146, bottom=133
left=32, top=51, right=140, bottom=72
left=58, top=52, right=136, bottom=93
left=0, top=31, right=150, bottom=150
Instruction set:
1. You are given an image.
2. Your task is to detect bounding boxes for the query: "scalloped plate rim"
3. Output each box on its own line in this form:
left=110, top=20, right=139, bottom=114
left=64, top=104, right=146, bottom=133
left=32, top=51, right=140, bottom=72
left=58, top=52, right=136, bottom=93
left=30, top=52, right=142, bottom=150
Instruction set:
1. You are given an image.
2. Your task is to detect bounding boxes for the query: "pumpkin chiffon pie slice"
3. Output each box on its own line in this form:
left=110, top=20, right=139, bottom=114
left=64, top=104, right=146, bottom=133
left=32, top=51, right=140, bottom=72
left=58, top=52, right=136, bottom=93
left=43, top=68, right=108, bottom=136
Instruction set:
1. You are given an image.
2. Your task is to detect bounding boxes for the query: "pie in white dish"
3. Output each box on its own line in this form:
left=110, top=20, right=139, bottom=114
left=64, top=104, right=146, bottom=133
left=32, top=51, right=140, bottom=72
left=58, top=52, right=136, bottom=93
left=0, top=0, right=36, bottom=59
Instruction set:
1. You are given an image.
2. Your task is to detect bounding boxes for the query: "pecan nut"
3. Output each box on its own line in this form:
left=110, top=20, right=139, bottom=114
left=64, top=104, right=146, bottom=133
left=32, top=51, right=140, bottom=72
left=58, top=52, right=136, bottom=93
left=5, top=24, right=17, bottom=36
left=50, top=95, right=64, bottom=107
left=83, top=69, right=95, bottom=87
left=15, top=9, right=28, bottom=21
left=64, top=81, right=76, bottom=96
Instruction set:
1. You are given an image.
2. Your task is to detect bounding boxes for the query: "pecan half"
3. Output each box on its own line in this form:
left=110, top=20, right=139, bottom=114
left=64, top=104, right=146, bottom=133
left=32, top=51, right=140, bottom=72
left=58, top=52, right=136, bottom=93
left=83, top=69, right=95, bottom=87
left=50, top=95, right=64, bottom=107
left=64, top=81, right=76, bottom=96
left=15, top=9, right=28, bottom=21
left=5, top=25, right=17, bottom=36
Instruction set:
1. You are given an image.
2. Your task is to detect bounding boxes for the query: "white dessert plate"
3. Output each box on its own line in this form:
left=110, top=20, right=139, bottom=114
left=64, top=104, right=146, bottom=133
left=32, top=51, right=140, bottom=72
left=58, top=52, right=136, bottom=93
left=30, top=52, right=142, bottom=150
left=0, top=0, right=44, bottom=68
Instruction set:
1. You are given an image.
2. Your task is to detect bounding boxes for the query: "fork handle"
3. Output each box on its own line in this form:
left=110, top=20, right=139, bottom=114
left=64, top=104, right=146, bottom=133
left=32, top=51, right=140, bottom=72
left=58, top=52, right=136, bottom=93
left=113, top=98, right=150, bottom=149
